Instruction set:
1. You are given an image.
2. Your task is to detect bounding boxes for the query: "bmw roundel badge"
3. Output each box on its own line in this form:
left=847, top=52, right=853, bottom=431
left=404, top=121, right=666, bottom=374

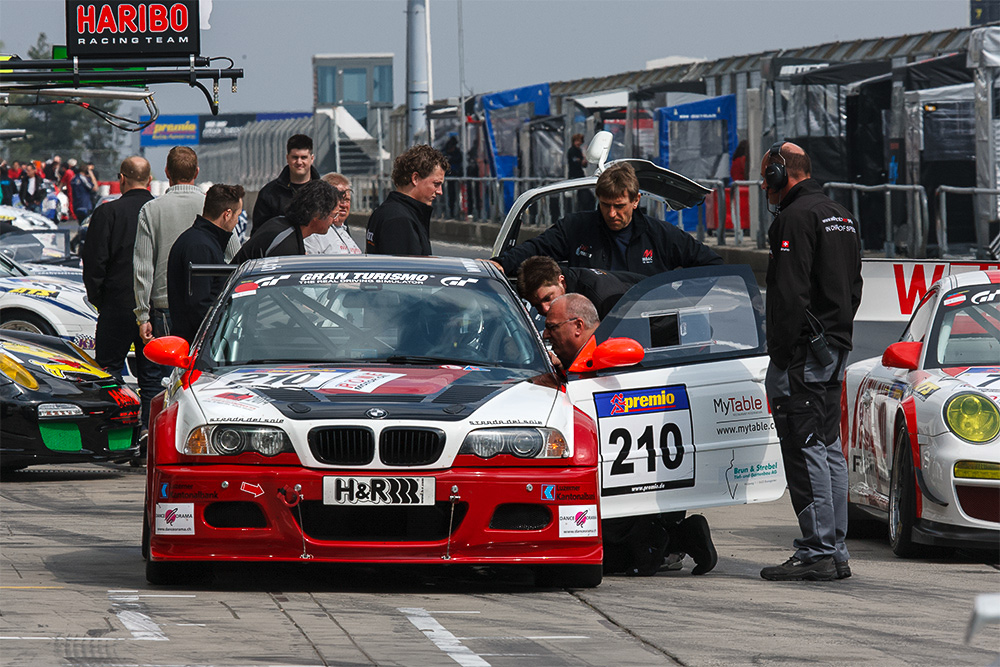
left=366, top=407, right=388, bottom=419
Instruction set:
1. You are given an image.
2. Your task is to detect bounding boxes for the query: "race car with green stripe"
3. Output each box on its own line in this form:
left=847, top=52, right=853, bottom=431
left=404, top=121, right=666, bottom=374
left=0, top=329, right=141, bottom=471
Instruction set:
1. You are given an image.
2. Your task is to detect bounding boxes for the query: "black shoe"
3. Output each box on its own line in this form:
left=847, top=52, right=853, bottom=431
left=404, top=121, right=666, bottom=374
left=677, top=514, right=718, bottom=575
left=835, top=559, right=852, bottom=579
left=760, top=555, right=837, bottom=581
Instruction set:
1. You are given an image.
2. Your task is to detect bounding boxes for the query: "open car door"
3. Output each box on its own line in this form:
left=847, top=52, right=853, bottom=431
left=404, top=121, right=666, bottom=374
left=565, top=264, right=786, bottom=519
left=491, top=157, right=711, bottom=259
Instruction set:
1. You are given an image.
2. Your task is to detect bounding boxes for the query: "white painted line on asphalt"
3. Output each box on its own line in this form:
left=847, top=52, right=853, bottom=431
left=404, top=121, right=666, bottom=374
left=433, top=610, right=482, bottom=614
left=138, top=594, right=198, bottom=598
left=399, top=607, right=491, bottom=667
left=116, top=610, right=169, bottom=641
left=175, top=623, right=206, bottom=626
left=109, top=590, right=169, bottom=641
left=0, top=636, right=128, bottom=641
left=457, top=635, right=589, bottom=640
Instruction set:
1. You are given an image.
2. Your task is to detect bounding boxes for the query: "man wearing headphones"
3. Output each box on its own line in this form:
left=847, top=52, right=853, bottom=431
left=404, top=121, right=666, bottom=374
left=759, top=142, right=863, bottom=582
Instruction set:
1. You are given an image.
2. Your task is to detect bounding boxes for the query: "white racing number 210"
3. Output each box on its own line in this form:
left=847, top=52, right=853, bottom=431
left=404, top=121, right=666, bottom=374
left=593, top=384, right=695, bottom=497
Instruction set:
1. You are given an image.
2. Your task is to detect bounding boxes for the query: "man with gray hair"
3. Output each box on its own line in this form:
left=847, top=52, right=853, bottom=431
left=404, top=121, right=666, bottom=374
left=541, top=293, right=600, bottom=373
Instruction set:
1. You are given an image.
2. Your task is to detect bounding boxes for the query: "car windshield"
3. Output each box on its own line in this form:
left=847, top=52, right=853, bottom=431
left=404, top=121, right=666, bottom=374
left=0, top=229, right=74, bottom=265
left=203, top=272, right=548, bottom=371
left=927, top=287, right=1000, bottom=368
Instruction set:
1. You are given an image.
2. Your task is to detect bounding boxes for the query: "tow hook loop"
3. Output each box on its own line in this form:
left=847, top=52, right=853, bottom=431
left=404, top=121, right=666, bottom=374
left=278, top=486, right=300, bottom=507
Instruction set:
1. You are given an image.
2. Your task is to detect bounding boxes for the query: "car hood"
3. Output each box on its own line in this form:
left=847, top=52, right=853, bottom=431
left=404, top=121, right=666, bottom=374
left=190, top=365, right=559, bottom=422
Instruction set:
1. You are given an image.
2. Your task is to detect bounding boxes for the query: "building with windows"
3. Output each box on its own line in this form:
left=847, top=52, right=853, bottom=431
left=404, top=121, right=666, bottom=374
left=313, top=53, right=393, bottom=131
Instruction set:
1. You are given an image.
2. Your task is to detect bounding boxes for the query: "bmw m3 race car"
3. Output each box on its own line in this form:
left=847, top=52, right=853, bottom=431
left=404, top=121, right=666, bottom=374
left=0, top=330, right=141, bottom=472
left=842, top=269, right=1000, bottom=556
left=141, top=255, right=783, bottom=585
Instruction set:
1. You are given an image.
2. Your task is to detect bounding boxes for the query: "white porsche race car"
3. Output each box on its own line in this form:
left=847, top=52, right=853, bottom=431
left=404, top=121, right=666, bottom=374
left=842, top=269, right=1000, bottom=556
left=0, top=257, right=98, bottom=351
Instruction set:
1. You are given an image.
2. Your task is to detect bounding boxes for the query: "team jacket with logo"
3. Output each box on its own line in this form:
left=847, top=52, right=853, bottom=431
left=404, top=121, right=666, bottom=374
left=765, top=178, right=863, bottom=370
left=495, top=208, right=722, bottom=277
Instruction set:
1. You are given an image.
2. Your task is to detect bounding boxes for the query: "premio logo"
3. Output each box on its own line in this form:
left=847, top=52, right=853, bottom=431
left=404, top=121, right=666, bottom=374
left=594, top=385, right=689, bottom=418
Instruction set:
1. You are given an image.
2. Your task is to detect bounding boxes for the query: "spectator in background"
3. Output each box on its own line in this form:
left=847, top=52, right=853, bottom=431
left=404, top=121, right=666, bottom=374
left=81, top=157, right=155, bottom=427
left=303, top=173, right=361, bottom=255
left=18, top=162, right=46, bottom=212
left=443, top=135, right=463, bottom=219
left=71, top=163, right=100, bottom=222
left=0, top=160, right=14, bottom=206
left=567, top=133, right=593, bottom=210
left=251, top=134, right=321, bottom=235
left=59, top=159, right=77, bottom=220
left=44, top=156, right=61, bottom=181
left=366, top=144, right=449, bottom=256
left=167, top=184, right=245, bottom=344
left=233, top=179, right=339, bottom=262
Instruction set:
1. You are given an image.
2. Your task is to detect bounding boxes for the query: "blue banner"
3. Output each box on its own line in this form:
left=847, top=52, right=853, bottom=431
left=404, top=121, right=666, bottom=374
left=140, top=115, right=199, bottom=146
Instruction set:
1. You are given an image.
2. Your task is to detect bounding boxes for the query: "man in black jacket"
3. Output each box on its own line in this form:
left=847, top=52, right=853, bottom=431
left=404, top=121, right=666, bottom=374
left=758, top=142, right=862, bottom=583
left=17, top=162, right=46, bottom=212
left=251, top=134, right=321, bottom=235
left=516, top=255, right=644, bottom=319
left=366, top=144, right=449, bottom=255
left=494, top=162, right=722, bottom=277
left=81, top=157, right=155, bottom=422
left=167, top=184, right=245, bottom=344
left=233, top=180, right=338, bottom=264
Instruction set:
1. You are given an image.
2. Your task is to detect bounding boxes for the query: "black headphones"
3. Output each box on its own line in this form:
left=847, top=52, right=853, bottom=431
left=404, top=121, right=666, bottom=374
left=764, top=141, right=787, bottom=192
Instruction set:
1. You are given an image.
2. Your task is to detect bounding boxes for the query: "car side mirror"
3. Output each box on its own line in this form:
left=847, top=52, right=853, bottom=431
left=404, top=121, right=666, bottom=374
left=569, top=337, right=645, bottom=373
left=882, top=341, right=921, bottom=370
left=585, top=131, right=614, bottom=173
left=144, top=336, right=192, bottom=369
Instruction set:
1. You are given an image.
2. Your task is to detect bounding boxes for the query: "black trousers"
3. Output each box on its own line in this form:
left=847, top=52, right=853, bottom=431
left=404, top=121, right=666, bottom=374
left=94, top=306, right=152, bottom=428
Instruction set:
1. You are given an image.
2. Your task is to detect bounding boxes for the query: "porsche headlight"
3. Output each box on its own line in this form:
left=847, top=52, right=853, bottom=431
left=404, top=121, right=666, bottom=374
left=459, top=428, right=569, bottom=459
left=185, top=425, right=293, bottom=456
left=0, top=355, right=38, bottom=390
left=944, top=393, right=1000, bottom=443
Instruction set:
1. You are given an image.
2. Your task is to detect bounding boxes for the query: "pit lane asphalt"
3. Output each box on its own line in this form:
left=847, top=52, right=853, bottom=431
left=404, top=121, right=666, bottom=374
left=1, top=462, right=996, bottom=667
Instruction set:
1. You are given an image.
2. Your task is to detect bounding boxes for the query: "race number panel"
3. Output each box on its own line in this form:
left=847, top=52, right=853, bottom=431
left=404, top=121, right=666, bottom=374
left=593, top=384, right=695, bottom=497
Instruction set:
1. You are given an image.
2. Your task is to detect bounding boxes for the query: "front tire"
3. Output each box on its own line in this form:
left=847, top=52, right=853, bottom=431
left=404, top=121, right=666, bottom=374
left=888, top=426, right=921, bottom=557
left=0, top=310, right=56, bottom=336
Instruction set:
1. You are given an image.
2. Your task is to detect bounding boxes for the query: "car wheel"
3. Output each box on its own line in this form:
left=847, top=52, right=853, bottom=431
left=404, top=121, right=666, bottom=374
left=0, top=310, right=56, bottom=336
left=534, top=564, right=603, bottom=589
left=888, top=426, right=922, bottom=557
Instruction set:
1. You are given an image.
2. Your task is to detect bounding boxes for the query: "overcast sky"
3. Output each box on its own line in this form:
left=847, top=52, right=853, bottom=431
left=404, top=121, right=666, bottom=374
left=0, top=0, right=971, bottom=117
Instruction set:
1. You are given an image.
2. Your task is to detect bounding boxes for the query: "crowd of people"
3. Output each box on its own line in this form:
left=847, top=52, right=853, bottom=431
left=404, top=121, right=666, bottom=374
left=10, top=133, right=862, bottom=583
left=1, top=156, right=102, bottom=222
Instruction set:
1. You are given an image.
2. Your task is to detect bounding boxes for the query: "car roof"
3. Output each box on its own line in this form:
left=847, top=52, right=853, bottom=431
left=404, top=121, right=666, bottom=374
left=236, top=254, right=498, bottom=280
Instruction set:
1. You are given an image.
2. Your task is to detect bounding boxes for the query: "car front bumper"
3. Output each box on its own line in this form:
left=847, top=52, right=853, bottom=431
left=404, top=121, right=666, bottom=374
left=148, top=465, right=602, bottom=565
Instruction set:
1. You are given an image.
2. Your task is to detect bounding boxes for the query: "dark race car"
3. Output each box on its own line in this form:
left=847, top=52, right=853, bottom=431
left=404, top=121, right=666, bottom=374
left=0, top=329, right=141, bottom=472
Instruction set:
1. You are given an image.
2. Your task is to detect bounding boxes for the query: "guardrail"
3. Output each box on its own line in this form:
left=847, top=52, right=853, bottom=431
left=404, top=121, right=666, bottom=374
left=823, top=182, right=929, bottom=258
left=936, top=186, right=1000, bottom=259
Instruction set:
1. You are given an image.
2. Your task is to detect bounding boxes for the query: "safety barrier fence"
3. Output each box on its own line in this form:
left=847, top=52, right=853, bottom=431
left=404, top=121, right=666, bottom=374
left=823, top=182, right=930, bottom=258
left=936, top=186, right=1000, bottom=258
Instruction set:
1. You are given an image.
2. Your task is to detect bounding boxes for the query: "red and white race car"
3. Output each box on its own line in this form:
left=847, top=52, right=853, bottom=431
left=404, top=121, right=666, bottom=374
left=842, top=269, right=1000, bottom=556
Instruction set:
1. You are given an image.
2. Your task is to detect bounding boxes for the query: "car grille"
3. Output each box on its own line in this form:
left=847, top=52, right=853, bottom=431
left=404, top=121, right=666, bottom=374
left=292, top=500, right=468, bottom=541
left=379, top=428, right=445, bottom=466
left=309, top=427, right=375, bottom=465
left=956, top=485, right=1000, bottom=523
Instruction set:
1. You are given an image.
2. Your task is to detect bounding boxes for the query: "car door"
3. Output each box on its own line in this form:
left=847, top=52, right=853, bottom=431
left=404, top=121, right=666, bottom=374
left=565, top=264, right=785, bottom=520
left=491, top=159, right=711, bottom=259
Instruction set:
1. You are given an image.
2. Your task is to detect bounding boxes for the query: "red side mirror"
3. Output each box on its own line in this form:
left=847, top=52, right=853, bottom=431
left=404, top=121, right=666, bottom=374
left=144, top=336, right=192, bottom=368
left=882, top=341, right=922, bottom=370
left=569, top=337, right=645, bottom=373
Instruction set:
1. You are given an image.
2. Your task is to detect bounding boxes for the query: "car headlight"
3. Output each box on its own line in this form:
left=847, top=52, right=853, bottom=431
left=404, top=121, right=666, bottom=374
left=459, top=428, right=569, bottom=459
left=185, top=425, right=293, bottom=456
left=944, top=393, right=1000, bottom=443
left=1, top=355, right=38, bottom=390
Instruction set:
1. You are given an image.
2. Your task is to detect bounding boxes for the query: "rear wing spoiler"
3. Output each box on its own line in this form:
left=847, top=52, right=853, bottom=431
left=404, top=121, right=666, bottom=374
left=859, top=258, right=1000, bottom=322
